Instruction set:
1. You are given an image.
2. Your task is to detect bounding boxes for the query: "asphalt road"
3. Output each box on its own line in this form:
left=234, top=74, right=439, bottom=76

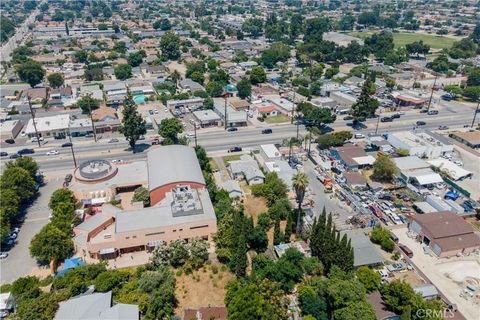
left=0, top=178, right=62, bottom=284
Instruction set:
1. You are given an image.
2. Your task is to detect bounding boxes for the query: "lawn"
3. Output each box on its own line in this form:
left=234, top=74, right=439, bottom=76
left=174, top=263, right=233, bottom=315
left=347, top=31, right=457, bottom=49
left=265, top=114, right=291, bottom=124
left=222, top=154, right=241, bottom=165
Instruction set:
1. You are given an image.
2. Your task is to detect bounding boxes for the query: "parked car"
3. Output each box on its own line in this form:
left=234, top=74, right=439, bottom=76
left=416, top=121, right=426, bottom=126
left=391, top=114, right=401, bottom=119
left=427, top=110, right=439, bottom=115
left=228, top=146, right=242, bottom=153
left=4, top=139, right=15, bottom=144
left=399, top=244, right=413, bottom=258
left=226, top=127, right=238, bottom=132
left=0, top=252, right=8, bottom=259
left=390, top=233, right=399, bottom=243
left=31, top=136, right=44, bottom=143
left=438, top=125, right=449, bottom=130
left=381, top=117, right=393, bottom=122
left=185, top=133, right=195, bottom=139
left=18, top=148, right=34, bottom=155
left=64, top=174, right=73, bottom=183
left=108, top=138, right=119, bottom=143
left=61, top=142, right=73, bottom=147
left=46, top=150, right=59, bottom=156
left=441, top=94, right=452, bottom=101
left=262, top=128, right=273, bottom=134
left=0, top=152, right=8, bottom=157
left=354, top=133, right=365, bottom=139
left=9, top=154, right=20, bottom=159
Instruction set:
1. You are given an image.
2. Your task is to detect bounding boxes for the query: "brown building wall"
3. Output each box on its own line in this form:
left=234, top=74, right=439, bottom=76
left=149, top=181, right=205, bottom=206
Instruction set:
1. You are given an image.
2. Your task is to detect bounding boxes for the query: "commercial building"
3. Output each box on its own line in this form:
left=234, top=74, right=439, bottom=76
left=214, top=101, right=248, bottom=127
left=427, top=159, right=473, bottom=181
left=167, top=98, right=204, bottom=110
left=71, top=146, right=217, bottom=259
left=387, top=131, right=453, bottom=159
left=331, top=144, right=375, bottom=171
left=409, top=211, right=480, bottom=257
left=192, top=110, right=222, bottom=127
left=450, top=131, right=480, bottom=149
left=343, top=230, right=385, bottom=267
left=24, top=114, right=93, bottom=138
left=393, top=156, right=443, bottom=187
left=0, top=119, right=23, bottom=140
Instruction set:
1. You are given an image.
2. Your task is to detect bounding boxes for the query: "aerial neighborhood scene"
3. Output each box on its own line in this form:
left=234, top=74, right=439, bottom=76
left=1, top=0, right=480, bottom=319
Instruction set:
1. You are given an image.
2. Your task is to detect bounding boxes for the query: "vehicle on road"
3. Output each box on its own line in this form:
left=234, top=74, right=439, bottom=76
left=398, top=244, right=413, bottom=258
left=0, top=252, right=8, bottom=259
left=381, top=117, right=393, bottom=122
left=441, top=94, right=453, bottom=101
left=31, top=136, right=44, bottom=143
left=18, top=148, right=34, bottom=155
left=354, top=133, right=365, bottom=139
left=261, top=128, right=273, bottom=134
left=226, top=127, right=238, bottom=132
left=61, top=142, right=73, bottom=147
left=416, top=121, right=426, bottom=126
left=46, top=150, right=59, bottom=156
left=4, top=139, right=15, bottom=144
left=228, top=146, right=242, bottom=153
left=9, top=154, right=20, bottom=159
left=391, top=114, right=401, bottom=119
left=85, top=133, right=94, bottom=137
left=108, top=138, right=119, bottom=143
left=343, top=115, right=353, bottom=121
left=427, top=110, right=439, bottom=115
left=185, top=133, right=195, bottom=139
left=438, top=125, right=449, bottom=130
left=0, top=152, right=7, bottom=157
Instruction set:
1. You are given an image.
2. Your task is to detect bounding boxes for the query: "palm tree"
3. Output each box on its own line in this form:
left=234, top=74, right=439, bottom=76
left=292, top=171, right=309, bottom=235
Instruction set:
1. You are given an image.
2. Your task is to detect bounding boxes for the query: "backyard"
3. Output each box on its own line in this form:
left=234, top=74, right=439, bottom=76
left=348, top=31, right=457, bottom=49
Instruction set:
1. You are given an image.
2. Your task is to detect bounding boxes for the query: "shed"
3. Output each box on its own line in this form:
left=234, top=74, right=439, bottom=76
left=414, top=284, right=439, bottom=300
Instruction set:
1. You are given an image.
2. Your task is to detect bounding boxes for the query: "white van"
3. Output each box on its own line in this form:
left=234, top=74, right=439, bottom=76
left=354, top=133, right=365, bottom=139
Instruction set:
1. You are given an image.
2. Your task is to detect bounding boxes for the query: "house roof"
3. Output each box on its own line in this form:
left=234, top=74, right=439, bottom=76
left=343, top=230, right=385, bottom=267
left=333, top=144, right=368, bottom=166
left=414, top=284, right=439, bottom=298
left=92, top=107, right=117, bottom=121
left=183, top=306, right=228, bottom=320
left=393, top=156, right=430, bottom=171
left=55, top=291, right=112, bottom=320
left=343, top=171, right=367, bottom=186
left=147, top=145, right=205, bottom=192
left=99, top=304, right=139, bottom=320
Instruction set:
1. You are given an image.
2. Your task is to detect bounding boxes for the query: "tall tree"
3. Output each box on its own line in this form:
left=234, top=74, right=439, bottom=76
left=158, top=118, right=183, bottom=145
left=160, top=30, right=181, bottom=60
left=114, top=64, right=132, bottom=80
left=47, top=72, right=64, bottom=88
left=30, top=224, right=74, bottom=272
left=0, top=166, right=36, bottom=202
left=236, top=78, right=252, bottom=100
left=350, top=79, right=379, bottom=125
left=16, top=60, right=45, bottom=88
left=231, top=210, right=247, bottom=277
left=120, top=91, right=147, bottom=150
left=292, top=172, right=309, bottom=234
left=76, top=95, right=100, bottom=114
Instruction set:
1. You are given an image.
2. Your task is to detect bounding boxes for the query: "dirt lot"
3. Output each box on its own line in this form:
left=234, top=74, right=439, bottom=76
left=174, top=263, right=233, bottom=315
left=243, top=194, right=268, bottom=224
left=392, top=270, right=425, bottom=287
left=465, top=216, right=480, bottom=231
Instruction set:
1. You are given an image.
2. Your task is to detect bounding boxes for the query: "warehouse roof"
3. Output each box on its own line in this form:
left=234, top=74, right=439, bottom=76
left=343, top=230, right=385, bottom=267
left=147, top=145, right=205, bottom=192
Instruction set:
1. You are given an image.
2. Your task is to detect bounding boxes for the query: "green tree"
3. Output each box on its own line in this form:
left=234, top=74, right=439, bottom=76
left=356, top=266, right=382, bottom=292
left=50, top=202, right=75, bottom=234
left=114, top=64, right=132, bottom=80
left=370, top=226, right=395, bottom=252
left=373, top=154, right=397, bottom=182
left=169, top=239, right=189, bottom=267
left=127, top=52, right=144, bottom=67
left=16, top=60, right=45, bottom=88
left=463, top=86, right=480, bottom=101
left=120, top=92, right=147, bottom=150
left=467, top=67, right=480, bottom=87
left=11, top=276, right=40, bottom=302
left=30, top=224, right=74, bottom=272
left=250, top=66, right=267, bottom=84
left=7, top=156, right=38, bottom=179
left=160, top=30, right=181, bottom=60
left=298, top=285, right=328, bottom=320
left=350, top=79, right=379, bottom=124
left=158, top=118, right=183, bottom=144
left=273, top=213, right=281, bottom=245
left=49, top=189, right=76, bottom=211
left=443, top=85, right=463, bottom=98
left=333, top=301, right=376, bottom=320
left=231, top=211, right=247, bottom=277
left=0, top=166, right=36, bottom=202
left=236, top=78, right=252, bottom=100
left=190, top=71, right=205, bottom=85
left=76, top=95, right=100, bottom=114
left=316, top=131, right=352, bottom=149
left=47, top=72, right=64, bottom=88
left=205, top=81, right=224, bottom=97
left=187, top=237, right=209, bottom=268
left=292, top=172, right=309, bottom=234
left=16, top=293, right=59, bottom=320
left=94, top=270, right=129, bottom=292
left=132, top=186, right=150, bottom=207
left=248, top=225, right=268, bottom=252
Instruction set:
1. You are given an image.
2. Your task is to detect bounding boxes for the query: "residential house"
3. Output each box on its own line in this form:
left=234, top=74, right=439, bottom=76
left=330, top=144, right=375, bottom=170
left=48, top=87, right=73, bottom=107
left=179, top=79, right=205, bottom=93
left=228, top=155, right=265, bottom=185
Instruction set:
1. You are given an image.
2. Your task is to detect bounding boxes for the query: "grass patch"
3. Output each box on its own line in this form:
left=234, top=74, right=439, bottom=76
left=208, top=158, right=219, bottom=172
left=265, top=114, right=291, bottom=124
left=347, top=31, right=456, bottom=49
left=222, top=154, right=241, bottom=165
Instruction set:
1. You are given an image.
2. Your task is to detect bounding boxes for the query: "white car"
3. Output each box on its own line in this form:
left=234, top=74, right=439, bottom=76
left=46, top=150, right=59, bottom=156
left=0, top=252, right=8, bottom=259
left=185, top=132, right=195, bottom=139
left=31, top=136, right=44, bottom=142
left=453, top=160, right=463, bottom=166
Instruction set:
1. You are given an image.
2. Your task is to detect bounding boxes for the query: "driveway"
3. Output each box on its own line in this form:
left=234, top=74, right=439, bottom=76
left=0, top=177, right=62, bottom=284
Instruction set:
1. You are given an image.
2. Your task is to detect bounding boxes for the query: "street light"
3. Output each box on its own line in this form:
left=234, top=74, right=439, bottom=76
left=67, top=122, right=77, bottom=169
left=426, top=75, right=438, bottom=113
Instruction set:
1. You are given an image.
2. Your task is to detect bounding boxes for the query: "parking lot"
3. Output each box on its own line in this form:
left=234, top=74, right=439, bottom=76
left=392, top=227, right=480, bottom=320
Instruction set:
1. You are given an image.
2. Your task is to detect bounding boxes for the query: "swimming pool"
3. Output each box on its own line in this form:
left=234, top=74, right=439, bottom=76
left=134, top=95, right=146, bottom=104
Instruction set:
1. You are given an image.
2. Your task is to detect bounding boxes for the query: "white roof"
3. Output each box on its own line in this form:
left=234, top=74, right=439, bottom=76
left=410, top=171, right=443, bottom=185
left=260, top=144, right=281, bottom=159
left=0, top=292, right=12, bottom=310
left=394, top=156, right=430, bottom=171
left=427, top=159, right=472, bottom=181
left=352, top=155, right=376, bottom=165
left=25, top=114, right=70, bottom=134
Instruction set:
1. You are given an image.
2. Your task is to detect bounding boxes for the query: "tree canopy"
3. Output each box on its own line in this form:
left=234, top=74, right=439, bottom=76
left=120, top=92, right=147, bottom=149
left=16, top=60, right=45, bottom=88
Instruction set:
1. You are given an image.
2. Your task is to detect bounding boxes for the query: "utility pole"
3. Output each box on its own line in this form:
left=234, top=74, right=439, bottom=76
left=290, top=91, right=296, bottom=124
left=194, top=122, right=198, bottom=148
left=28, top=96, right=41, bottom=147
left=87, top=93, right=97, bottom=142
left=426, top=75, right=437, bottom=113
left=472, top=101, right=479, bottom=128
left=68, top=124, right=77, bottom=169
left=224, top=94, right=228, bottom=130
left=375, top=110, right=381, bottom=135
